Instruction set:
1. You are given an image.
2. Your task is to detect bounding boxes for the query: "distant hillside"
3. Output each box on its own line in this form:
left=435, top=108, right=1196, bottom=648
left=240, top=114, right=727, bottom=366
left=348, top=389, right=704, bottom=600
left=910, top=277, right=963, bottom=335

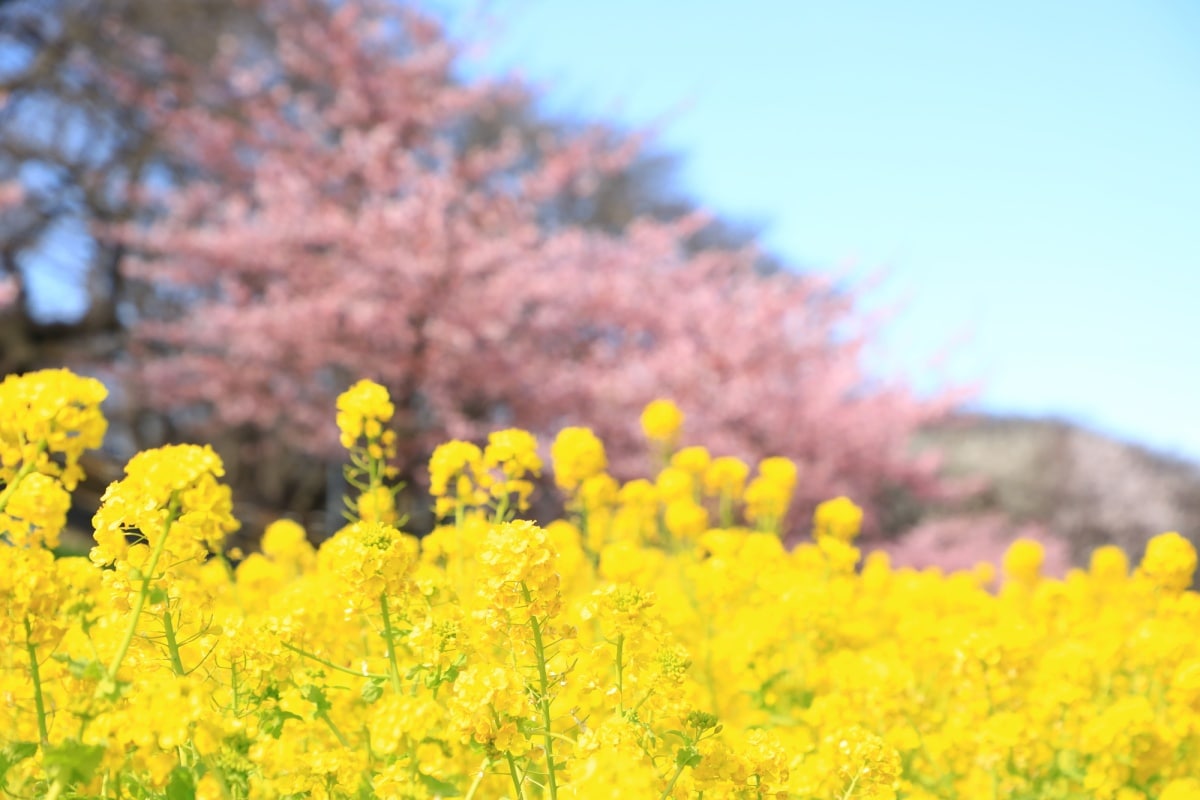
left=911, top=413, right=1200, bottom=565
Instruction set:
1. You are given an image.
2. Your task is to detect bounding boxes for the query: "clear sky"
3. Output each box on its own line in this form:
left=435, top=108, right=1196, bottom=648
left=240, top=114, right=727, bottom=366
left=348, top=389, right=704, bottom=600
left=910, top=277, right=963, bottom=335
left=441, top=0, right=1200, bottom=461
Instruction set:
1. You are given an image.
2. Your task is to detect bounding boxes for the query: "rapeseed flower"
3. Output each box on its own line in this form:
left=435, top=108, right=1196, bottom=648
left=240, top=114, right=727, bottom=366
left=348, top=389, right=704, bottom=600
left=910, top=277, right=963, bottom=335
left=551, top=426, right=607, bottom=491
left=1139, top=531, right=1197, bottom=592
left=640, top=399, right=684, bottom=443
left=5, top=367, right=1200, bottom=800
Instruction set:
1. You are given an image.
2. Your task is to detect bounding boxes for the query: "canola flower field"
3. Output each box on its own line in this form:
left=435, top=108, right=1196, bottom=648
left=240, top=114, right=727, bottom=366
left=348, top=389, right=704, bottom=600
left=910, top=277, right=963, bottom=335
left=2, top=369, right=1200, bottom=800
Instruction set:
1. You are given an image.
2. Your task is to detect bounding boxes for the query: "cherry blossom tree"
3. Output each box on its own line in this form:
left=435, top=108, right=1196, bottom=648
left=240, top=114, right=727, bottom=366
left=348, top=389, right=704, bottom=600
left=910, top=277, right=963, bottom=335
left=108, top=0, right=963, bottom=529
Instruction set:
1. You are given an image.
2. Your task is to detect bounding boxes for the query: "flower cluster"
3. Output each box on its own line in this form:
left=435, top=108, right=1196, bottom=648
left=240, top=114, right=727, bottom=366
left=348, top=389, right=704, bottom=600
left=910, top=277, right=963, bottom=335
left=3, top=372, right=1200, bottom=800
left=0, top=369, right=107, bottom=550
left=0, top=368, right=107, bottom=491
left=91, top=443, right=237, bottom=567
left=337, top=380, right=402, bottom=526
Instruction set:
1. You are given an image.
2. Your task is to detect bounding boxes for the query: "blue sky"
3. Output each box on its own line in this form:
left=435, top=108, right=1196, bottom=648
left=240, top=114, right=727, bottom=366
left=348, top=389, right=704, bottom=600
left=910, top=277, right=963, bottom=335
left=441, top=0, right=1200, bottom=460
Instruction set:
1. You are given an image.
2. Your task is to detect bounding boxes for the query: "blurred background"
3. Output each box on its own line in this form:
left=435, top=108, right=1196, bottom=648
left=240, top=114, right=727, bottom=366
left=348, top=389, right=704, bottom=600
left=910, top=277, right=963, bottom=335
left=1, top=0, right=1197, bottom=569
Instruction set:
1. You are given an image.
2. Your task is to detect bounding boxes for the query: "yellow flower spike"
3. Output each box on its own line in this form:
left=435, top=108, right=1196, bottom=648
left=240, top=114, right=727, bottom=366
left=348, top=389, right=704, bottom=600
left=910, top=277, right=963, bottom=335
left=261, top=518, right=312, bottom=561
left=743, top=475, right=791, bottom=532
left=336, top=379, right=394, bottom=446
left=655, top=466, right=694, bottom=504
left=830, top=726, right=901, bottom=799
left=640, top=399, right=684, bottom=443
left=1089, top=544, right=1129, bottom=583
left=1, top=471, right=71, bottom=549
left=577, top=473, right=618, bottom=513
left=1138, top=531, right=1198, bottom=592
left=670, top=445, right=712, bottom=476
left=664, top=498, right=708, bottom=541
left=813, top=496, right=864, bottom=542
left=551, top=426, right=607, bottom=492
left=757, top=456, right=798, bottom=493
left=477, top=520, right=562, bottom=622
left=483, top=428, right=542, bottom=480
left=92, top=443, right=237, bottom=566
left=429, top=440, right=485, bottom=507
left=1002, top=538, right=1045, bottom=587
left=703, top=456, right=750, bottom=500
left=818, top=534, right=861, bottom=575
left=356, top=485, right=398, bottom=524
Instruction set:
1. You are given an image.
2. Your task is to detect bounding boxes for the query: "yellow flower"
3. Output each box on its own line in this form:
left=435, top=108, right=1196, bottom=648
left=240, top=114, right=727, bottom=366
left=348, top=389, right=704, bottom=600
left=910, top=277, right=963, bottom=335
left=744, top=476, right=791, bottom=530
left=640, top=399, right=684, bottom=443
left=91, top=444, right=237, bottom=565
left=335, top=378, right=394, bottom=449
left=356, top=485, right=398, bottom=524
left=1, top=471, right=71, bottom=548
left=261, top=518, right=315, bottom=573
left=655, top=466, right=694, bottom=504
left=577, top=473, right=618, bottom=513
left=483, top=428, right=542, bottom=480
left=428, top=440, right=486, bottom=509
left=551, top=427, right=607, bottom=491
left=1003, top=538, right=1045, bottom=587
left=670, top=445, right=711, bottom=476
left=1138, top=531, right=1197, bottom=592
left=493, top=720, right=531, bottom=756
left=664, top=499, right=709, bottom=541
left=316, top=520, right=419, bottom=610
left=831, top=727, right=901, bottom=799
left=813, top=496, right=864, bottom=542
left=477, top=520, right=561, bottom=621
left=703, top=456, right=750, bottom=500
left=818, top=534, right=861, bottom=574
left=1089, top=544, right=1129, bottom=582
left=1160, top=779, right=1200, bottom=800
left=0, top=367, right=107, bottom=490
left=758, top=456, right=798, bottom=493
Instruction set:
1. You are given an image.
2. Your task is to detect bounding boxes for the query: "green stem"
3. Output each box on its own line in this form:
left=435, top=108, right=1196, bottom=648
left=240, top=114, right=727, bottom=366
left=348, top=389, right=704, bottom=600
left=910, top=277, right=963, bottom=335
left=317, top=708, right=351, bottom=748
left=106, top=496, right=180, bottom=681
left=379, top=593, right=403, bottom=692
left=615, top=634, right=625, bottom=713
left=44, top=776, right=66, bottom=800
left=279, top=642, right=389, bottom=680
left=493, top=492, right=511, bottom=525
left=463, top=756, right=492, bottom=800
left=659, top=762, right=687, bottom=800
left=230, top=661, right=239, bottom=715
left=368, top=440, right=382, bottom=490
left=840, top=771, right=861, bottom=800
left=522, top=583, right=559, bottom=800
left=503, top=752, right=527, bottom=800
left=23, top=616, right=50, bottom=746
left=0, top=439, right=48, bottom=514
left=162, top=609, right=186, bottom=676
left=703, top=621, right=720, bottom=716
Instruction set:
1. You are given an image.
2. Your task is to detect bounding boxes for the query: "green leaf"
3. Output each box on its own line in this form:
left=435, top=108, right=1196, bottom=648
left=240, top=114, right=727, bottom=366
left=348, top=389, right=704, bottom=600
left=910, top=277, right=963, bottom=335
left=0, top=741, right=38, bottom=787
left=94, top=675, right=131, bottom=702
left=361, top=676, right=387, bottom=704
left=148, top=586, right=169, bottom=605
left=42, top=740, right=105, bottom=786
left=165, top=767, right=196, bottom=800
left=674, top=746, right=702, bottom=769
left=418, top=773, right=461, bottom=797
left=258, top=706, right=303, bottom=739
left=54, top=653, right=104, bottom=681
left=300, top=683, right=332, bottom=714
